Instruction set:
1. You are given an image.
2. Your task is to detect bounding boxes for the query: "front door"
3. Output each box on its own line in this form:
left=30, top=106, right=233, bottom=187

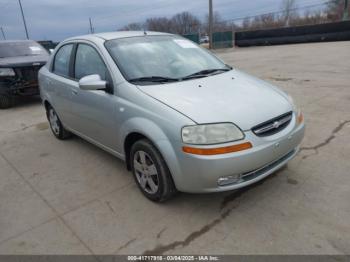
left=68, top=43, right=119, bottom=152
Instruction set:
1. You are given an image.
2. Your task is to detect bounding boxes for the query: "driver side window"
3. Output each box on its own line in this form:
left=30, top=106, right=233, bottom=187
left=74, top=44, right=107, bottom=81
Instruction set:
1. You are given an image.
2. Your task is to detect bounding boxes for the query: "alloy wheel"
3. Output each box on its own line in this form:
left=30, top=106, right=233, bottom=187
left=48, top=108, right=60, bottom=135
left=133, top=150, right=159, bottom=194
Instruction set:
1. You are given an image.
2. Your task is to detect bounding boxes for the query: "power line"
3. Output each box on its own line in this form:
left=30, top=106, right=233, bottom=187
left=92, top=0, right=332, bottom=31
left=214, top=0, right=327, bottom=17
left=93, top=7, right=154, bottom=23
left=220, top=0, right=332, bottom=23
left=0, top=0, right=337, bottom=40
left=92, top=3, right=192, bottom=24
left=91, top=4, right=184, bottom=31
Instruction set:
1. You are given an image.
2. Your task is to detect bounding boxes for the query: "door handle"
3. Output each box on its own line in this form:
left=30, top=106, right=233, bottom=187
left=72, top=89, right=78, bottom=95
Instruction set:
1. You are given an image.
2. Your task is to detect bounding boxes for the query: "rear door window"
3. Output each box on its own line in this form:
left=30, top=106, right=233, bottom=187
left=53, top=44, right=73, bottom=77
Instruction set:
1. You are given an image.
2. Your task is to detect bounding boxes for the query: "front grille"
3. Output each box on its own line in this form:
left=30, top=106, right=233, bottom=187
left=252, top=111, right=293, bottom=137
left=15, top=66, right=42, bottom=81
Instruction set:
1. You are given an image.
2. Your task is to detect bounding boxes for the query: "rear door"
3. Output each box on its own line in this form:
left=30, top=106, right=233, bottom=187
left=49, top=43, right=75, bottom=126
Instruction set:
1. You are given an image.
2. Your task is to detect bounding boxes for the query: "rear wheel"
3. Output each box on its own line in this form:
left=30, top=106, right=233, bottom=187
left=46, top=105, right=71, bottom=140
left=0, top=94, right=13, bottom=109
left=130, top=139, right=177, bottom=202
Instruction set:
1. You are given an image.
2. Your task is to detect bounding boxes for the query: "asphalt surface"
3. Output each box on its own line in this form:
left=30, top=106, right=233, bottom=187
left=0, top=41, right=349, bottom=255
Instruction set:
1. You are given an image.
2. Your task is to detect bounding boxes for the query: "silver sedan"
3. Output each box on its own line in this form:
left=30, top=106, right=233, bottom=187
left=39, top=31, right=305, bottom=202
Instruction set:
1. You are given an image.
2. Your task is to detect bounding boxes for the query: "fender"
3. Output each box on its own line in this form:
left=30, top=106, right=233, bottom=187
left=119, top=117, right=183, bottom=188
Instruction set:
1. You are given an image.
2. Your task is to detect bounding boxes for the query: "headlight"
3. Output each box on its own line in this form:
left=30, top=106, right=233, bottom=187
left=0, top=68, right=15, bottom=77
left=287, top=95, right=304, bottom=124
left=182, top=123, right=244, bottom=145
left=287, top=94, right=298, bottom=112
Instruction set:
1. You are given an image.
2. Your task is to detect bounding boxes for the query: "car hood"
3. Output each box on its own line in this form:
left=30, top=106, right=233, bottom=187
left=0, top=55, right=49, bottom=68
left=137, top=70, right=292, bottom=131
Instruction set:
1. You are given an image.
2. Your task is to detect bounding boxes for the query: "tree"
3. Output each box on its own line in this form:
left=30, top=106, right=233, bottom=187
left=326, top=0, right=346, bottom=21
left=118, top=11, right=202, bottom=35
left=119, top=22, right=144, bottom=31
left=281, top=0, right=298, bottom=26
left=171, top=12, right=201, bottom=34
left=250, top=16, right=263, bottom=30
left=203, top=12, right=231, bottom=33
left=241, top=17, right=251, bottom=30
left=145, top=17, right=174, bottom=33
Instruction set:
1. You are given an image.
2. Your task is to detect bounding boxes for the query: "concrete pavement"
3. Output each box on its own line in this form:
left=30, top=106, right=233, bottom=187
left=0, top=41, right=349, bottom=255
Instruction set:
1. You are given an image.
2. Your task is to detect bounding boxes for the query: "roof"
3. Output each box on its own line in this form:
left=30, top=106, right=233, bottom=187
left=0, top=40, right=37, bottom=44
left=67, top=31, right=172, bottom=41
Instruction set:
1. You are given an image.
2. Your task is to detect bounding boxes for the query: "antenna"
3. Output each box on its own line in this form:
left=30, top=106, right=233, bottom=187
left=0, top=27, right=6, bottom=40
left=89, top=17, right=94, bottom=34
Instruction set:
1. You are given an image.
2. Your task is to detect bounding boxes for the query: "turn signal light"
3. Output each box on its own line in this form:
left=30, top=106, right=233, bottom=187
left=182, top=142, right=253, bottom=155
left=297, top=111, right=304, bottom=124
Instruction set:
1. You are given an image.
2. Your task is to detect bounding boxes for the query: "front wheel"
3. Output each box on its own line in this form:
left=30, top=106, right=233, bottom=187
left=46, top=106, right=71, bottom=140
left=130, top=139, right=177, bottom=202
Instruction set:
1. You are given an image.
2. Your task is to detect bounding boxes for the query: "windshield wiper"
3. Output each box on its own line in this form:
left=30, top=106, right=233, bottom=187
left=182, top=68, right=231, bottom=80
left=128, top=68, right=232, bottom=84
left=22, top=54, right=41, bottom=56
left=129, top=76, right=179, bottom=84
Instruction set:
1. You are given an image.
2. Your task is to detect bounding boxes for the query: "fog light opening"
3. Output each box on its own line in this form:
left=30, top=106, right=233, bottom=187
left=218, top=175, right=241, bottom=186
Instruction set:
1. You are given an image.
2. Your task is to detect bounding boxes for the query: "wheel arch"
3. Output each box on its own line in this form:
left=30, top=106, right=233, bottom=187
left=120, top=118, right=182, bottom=188
left=43, top=100, right=51, bottom=111
left=124, top=132, right=148, bottom=170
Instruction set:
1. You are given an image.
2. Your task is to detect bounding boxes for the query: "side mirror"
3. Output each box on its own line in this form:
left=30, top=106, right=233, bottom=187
left=79, top=74, right=107, bottom=91
left=49, top=49, right=54, bottom=54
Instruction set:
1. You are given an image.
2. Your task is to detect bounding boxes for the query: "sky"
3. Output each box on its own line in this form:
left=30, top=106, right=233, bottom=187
left=0, top=0, right=326, bottom=41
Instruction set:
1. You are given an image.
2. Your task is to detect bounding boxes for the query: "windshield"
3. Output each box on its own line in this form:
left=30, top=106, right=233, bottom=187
left=105, top=35, right=229, bottom=83
left=0, top=41, right=48, bottom=58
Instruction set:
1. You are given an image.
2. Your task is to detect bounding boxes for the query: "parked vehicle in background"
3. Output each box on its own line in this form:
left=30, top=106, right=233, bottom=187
left=38, top=40, right=59, bottom=53
left=39, top=31, right=305, bottom=202
left=0, top=40, right=49, bottom=108
left=200, top=35, right=209, bottom=44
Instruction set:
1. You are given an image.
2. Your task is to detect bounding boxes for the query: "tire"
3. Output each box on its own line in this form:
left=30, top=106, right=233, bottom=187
left=0, top=94, right=13, bottom=109
left=130, top=139, right=177, bottom=202
left=46, top=105, right=71, bottom=140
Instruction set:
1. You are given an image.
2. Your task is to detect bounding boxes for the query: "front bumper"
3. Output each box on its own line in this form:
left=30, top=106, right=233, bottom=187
left=0, top=66, right=41, bottom=96
left=0, top=78, right=39, bottom=96
left=168, top=118, right=305, bottom=193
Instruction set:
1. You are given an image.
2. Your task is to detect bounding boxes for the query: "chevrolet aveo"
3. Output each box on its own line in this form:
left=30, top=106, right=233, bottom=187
left=39, top=31, right=305, bottom=202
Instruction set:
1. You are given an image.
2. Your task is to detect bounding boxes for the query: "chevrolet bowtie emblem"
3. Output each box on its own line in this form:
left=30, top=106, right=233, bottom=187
left=272, top=121, right=281, bottom=129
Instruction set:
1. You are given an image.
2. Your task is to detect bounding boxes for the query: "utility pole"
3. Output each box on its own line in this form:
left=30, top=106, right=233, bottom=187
left=343, top=0, right=349, bottom=20
left=0, top=27, right=6, bottom=40
left=209, top=0, right=213, bottom=49
left=89, top=17, right=94, bottom=34
left=18, top=0, right=29, bottom=39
